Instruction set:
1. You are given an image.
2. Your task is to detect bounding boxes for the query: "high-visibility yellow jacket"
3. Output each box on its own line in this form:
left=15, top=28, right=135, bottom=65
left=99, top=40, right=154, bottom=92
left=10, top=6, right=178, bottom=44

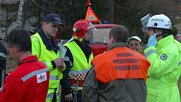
left=31, top=32, right=63, bottom=101
left=65, top=40, right=93, bottom=82
left=144, top=35, right=181, bottom=102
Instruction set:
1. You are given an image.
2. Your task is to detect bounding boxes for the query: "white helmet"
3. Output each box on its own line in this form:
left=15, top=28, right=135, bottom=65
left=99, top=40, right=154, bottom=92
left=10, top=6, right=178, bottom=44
left=146, top=14, right=172, bottom=30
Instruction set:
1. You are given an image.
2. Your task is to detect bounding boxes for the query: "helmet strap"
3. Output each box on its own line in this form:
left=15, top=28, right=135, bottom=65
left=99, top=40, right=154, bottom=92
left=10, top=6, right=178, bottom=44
left=73, top=36, right=83, bottom=42
left=153, top=28, right=163, bottom=37
left=153, top=28, right=157, bottom=34
left=153, top=28, right=159, bottom=37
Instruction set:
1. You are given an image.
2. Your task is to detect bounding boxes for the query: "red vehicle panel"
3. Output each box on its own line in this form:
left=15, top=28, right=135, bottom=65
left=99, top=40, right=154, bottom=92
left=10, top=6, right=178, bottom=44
left=89, top=43, right=107, bottom=56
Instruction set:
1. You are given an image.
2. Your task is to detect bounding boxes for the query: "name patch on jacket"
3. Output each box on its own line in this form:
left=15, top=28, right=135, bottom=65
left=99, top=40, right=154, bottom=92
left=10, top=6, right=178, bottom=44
left=37, top=72, right=47, bottom=83
left=113, top=53, right=140, bottom=70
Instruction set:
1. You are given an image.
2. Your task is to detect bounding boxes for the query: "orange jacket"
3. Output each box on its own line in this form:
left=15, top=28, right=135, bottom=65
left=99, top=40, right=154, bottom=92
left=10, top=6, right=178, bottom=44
left=93, top=47, right=150, bottom=83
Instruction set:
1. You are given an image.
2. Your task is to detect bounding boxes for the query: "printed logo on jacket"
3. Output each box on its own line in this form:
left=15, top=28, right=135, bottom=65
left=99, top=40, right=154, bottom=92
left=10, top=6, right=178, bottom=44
left=37, top=72, right=47, bottom=83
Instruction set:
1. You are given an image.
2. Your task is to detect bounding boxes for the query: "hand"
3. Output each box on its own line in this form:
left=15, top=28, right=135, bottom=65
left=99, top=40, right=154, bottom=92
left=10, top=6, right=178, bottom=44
left=58, top=62, right=65, bottom=71
left=64, top=93, right=73, bottom=101
left=147, top=34, right=157, bottom=47
left=54, top=58, right=65, bottom=71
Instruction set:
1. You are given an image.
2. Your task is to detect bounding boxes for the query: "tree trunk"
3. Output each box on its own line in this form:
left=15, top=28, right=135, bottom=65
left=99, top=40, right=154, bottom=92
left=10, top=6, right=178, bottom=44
left=16, top=0, right=25, bottom=29
left=109, top=0, right=114, bottom=23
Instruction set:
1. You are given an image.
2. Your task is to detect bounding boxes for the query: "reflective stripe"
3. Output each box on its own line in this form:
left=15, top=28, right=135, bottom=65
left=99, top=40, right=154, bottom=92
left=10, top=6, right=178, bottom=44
left=42, top=62, right=47, bottom=66
left=64, top=57, right=70, bottom=61
left=76, top=87, right=83, bottom=90
left=64, top=57, right=72, bottom=66
left=43, top=62, right=59, bottom=80
left=47, top=93, right=59, bottom=99
left=69, top=69, right=89, bottom=81
left=21, top=68, right=48, bottom=82
left=47, top=93, right=54, bottom=99
left=178, top=61, right=181, bottom=65
left=50, top=75, right=59, bottom=80
left=0, top=52, right=6, bottom=58
left=145, top=49, right=157, bottom=58
left=71, top=86, right=83, bottom=91
left=69, top=69, right=89, bottom=75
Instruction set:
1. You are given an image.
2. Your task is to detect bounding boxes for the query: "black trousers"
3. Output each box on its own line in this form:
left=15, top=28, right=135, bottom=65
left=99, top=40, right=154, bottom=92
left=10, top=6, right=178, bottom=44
left=52, top=88, right=57, bottom=102
left=0, top=70, right=3, bottom=87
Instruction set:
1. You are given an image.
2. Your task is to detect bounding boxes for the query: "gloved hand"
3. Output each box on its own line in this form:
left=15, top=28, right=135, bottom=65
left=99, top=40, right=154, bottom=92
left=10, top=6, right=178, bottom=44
left=147, top=34, right=157, bottom=47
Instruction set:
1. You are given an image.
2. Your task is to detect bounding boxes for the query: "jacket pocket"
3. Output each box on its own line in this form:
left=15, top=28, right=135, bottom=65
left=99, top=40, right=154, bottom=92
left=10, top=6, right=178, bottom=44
left=146, top=88, right=160, bottom=102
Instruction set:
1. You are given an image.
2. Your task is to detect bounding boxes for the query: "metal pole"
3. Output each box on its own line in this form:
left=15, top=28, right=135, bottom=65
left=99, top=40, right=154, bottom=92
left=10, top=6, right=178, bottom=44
left=0, top=0, right=2, bottom=8
left=109, top=0, right=114, bottom=23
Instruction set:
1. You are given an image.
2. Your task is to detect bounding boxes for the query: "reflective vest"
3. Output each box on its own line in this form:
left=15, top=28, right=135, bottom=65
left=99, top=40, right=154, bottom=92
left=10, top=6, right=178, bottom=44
left=65, top=40, right=93, bottom=81
left=31, top=33, right=63, bottom=92
left=93, top=47, right=150, bottom=83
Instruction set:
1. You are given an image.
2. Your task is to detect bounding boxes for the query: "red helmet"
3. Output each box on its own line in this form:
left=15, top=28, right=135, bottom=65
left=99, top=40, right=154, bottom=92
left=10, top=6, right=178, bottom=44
left=73, top=19, right=95, bottom=37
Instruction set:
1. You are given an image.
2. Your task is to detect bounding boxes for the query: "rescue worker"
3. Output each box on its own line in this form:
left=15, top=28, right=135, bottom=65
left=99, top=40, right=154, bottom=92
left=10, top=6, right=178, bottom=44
left=82, top=25, right=150, bottom=102
left=31, top=13, right=65, bottom=102
left=0, top=39, right=6, bottom=87
left=0, top=29, right=50, bottom=102
left=144, top=14, right=181, bottom=102
left=127, top=35, right=142, bottom=53
left=61, top=19, right=94, bottom=102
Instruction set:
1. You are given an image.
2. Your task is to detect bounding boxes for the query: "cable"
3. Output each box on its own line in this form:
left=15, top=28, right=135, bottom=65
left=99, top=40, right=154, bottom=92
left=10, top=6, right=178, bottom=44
left=31, top=0, right=53, bottom=12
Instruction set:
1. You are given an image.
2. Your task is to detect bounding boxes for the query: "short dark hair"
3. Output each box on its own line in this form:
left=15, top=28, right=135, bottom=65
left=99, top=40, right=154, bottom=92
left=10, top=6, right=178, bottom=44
left=109, top=25, right=129, bottom=43
left=3, top=29, right=31, bottom=52
left=156, top=28, right=171, bottom=37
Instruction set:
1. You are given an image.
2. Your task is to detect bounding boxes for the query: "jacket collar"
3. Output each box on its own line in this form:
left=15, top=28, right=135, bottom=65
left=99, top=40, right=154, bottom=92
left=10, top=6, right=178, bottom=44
left=108, top=42, right=129, bottom=51
left=38, top=28, right=58, bottom=52
left=157, top=35, right=174, bottom=48
left=19, top=55, right=38, bottom=65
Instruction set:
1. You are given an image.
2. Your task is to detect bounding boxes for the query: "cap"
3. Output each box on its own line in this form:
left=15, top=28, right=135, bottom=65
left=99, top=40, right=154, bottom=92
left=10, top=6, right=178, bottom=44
left=127, top=36, right=142, bottom=43
left=43, top=13, right=63, bottom=25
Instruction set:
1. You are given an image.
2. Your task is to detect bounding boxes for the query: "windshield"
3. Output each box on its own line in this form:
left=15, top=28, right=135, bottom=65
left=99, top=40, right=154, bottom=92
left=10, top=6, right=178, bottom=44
left=91, top=28, right=111, bottom=44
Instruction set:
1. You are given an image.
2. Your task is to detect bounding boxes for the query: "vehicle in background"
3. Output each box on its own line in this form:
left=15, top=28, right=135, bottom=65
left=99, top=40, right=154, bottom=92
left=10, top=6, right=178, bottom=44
left=175, top=34, right=181, bottom=42
left=90, top=24, right=119, bottom=56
